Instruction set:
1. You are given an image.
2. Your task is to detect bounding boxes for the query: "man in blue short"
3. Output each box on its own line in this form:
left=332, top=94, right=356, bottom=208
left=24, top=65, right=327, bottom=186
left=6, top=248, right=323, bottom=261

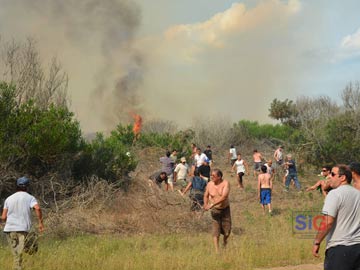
left=257, top=165, right=273, bottom=215
left=312, top=164, right=360, bottom=270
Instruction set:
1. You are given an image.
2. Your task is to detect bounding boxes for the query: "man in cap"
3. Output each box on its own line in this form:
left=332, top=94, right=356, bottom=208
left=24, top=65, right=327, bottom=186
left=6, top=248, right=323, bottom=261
left=174, top=157, right=190, bottom=190
left=1, top=176, right=44, bottom=270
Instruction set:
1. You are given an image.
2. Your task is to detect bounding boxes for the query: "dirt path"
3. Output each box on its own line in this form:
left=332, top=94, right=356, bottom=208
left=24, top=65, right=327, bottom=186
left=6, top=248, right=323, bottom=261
left=254, top=263, right=323, bottom=270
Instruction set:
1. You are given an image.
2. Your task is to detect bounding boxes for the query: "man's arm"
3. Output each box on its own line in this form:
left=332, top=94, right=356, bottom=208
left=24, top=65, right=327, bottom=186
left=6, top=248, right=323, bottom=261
left=257, top=175, right=261, bottom=199
left=203, top=185, right=210, bottom=209
left=312, top=215, right=335, bottom=257
left=182, top=182, right=192, bottom=196
left=1, top=208, right=8, bottom=223
left=306, top=180, right=322, bottom=191
left=244, top=161, right=250, bottom=175
left=33, top=204, right=44, bottom=233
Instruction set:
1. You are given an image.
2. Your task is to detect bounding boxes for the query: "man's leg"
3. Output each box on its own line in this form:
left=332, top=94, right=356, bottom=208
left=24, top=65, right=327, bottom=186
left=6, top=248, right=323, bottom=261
left=293, top=175, right=301, bottom=190
left=6, top=232, right=26, bottom=270
left=285, top=174, right=292, bottom=190
left=213, top=236, right=220, bottom=253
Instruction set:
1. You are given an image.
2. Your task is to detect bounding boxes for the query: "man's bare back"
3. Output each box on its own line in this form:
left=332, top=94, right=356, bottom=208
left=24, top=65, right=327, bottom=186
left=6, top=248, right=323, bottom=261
left=258, top=173, right=272, bottom=189
left=253, top=152, right=262, bottom=163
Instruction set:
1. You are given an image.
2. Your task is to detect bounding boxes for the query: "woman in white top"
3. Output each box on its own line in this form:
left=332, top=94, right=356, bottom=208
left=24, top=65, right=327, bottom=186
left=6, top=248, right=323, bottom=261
left=232, top=154, right=249, bottom=189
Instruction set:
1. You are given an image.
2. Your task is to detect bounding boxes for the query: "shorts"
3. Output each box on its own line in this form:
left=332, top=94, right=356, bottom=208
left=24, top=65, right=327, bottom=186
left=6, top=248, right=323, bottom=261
left=167, top=174, right=174, bottom=184
left=260, top=188, right=271, bottom=205
left=324, top=244, right=360, bottom=270
left=211, top=206, right=232, bottom=237
left=254, top=162, right=262, bottom=171
left=177, top=178, right=187, bottom=188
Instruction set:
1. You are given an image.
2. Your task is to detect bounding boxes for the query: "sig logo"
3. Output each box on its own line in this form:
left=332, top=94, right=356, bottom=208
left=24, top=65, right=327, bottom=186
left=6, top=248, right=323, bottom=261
left=292, top=211, right=328, bottom=238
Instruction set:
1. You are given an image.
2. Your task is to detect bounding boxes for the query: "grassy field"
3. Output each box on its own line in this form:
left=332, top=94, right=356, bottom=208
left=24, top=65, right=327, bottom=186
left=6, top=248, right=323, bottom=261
left=0, top=153, right=327, bottom=270
left=0, top=182, right=326, bottom=269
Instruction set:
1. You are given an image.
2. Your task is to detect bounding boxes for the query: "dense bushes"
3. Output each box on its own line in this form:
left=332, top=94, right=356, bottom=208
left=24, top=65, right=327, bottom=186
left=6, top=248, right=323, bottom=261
left=0, top=82, right=82, bottom=175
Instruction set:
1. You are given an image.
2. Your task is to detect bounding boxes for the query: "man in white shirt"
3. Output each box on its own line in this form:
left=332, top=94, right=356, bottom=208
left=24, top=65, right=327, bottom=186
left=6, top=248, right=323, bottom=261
left=228, top=145, right=237, bottom=167
left=194, top=148, right=208, bottom=173
left=1, top=177, right=44, bottom=270
left=312, top=165, right=360, bottom=270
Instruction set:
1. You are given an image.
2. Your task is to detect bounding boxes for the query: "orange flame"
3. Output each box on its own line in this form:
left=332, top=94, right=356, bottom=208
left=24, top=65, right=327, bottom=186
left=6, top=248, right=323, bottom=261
left=131, top=113, right=142, bottom=136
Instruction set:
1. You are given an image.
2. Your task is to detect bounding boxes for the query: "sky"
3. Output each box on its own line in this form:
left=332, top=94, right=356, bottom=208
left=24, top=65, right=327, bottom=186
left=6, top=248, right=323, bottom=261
left=1, top=0, right=360, bottom=133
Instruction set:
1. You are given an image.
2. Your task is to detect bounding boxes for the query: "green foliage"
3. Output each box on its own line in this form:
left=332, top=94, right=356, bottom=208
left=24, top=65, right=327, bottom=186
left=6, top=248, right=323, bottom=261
left=137, top=130, right=194, bottom=158
left=268, top=98, right=299, bottom=127
left=0, top=82, right=82, bottom=173
left=73, top=132, right=137, bottom=187
left=233, top=120, right=295, bottom=142
left=321, top=112, right=360, bottom=164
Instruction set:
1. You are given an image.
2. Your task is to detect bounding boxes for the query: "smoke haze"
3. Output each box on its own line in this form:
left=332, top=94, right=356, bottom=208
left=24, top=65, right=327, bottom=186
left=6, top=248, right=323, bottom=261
left=0, top=0, right=348, bottom=132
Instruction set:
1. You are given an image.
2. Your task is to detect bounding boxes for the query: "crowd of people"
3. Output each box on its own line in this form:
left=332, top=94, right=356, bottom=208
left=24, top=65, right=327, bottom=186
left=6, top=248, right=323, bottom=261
left=1, top=142, right=359, bottom=269
left=148, top=142, right=360, bottom=268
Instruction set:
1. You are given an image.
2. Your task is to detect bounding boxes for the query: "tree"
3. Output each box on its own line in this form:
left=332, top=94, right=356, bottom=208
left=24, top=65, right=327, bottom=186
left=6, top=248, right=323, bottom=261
left=0, top=37, right=69, bottom=108
left=268, top=98, right=299, bottom=127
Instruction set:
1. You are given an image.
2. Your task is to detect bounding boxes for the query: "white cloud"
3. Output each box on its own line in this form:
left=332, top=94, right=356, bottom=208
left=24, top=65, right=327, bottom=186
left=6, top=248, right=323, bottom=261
left=164, top=0, right=301, bottom=58
left=341, top=28, right=360, bottom=50
left=332, top=27, right=360, bottom=62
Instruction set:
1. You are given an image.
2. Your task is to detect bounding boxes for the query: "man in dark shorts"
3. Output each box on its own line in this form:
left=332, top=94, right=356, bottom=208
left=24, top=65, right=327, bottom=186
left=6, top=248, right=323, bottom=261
left=312, top=165, right=360, bottom=270
left=204, top=169, right=231, bottom=253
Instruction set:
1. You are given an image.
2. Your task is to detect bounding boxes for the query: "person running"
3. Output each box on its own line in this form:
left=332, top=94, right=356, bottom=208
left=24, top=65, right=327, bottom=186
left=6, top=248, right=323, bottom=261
left=273, top=145, right=284, bottom=166
left=1, top=177, right=44, bottom=270
left=312, top=165, right=360, bottom=269
left=253, top=149, right=263, bottom=178
left=204, top=169, right=231, bottom=253
left=228, top=145, right=237, bottom=167
left=258, top=165, right=273, bottom=215
left=181, top=170, right=207, bottom=211
left=264, top=160, right=275, bottom=181
left=306, top=165, right=332, bottom=196
left=232, top=154, right=249, bottom=189
left=174, top=157, right=190, bottom=191
left=284, top=154, right=301, bottom=192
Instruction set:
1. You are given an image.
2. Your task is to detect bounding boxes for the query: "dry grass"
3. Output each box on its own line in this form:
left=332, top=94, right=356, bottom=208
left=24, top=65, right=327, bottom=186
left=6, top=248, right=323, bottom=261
left=0, top=146, right=327, bottom=269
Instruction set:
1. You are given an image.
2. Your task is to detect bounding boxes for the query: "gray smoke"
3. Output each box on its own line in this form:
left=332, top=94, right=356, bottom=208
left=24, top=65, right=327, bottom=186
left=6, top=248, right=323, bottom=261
left=0, top=0, right=144, bottom=129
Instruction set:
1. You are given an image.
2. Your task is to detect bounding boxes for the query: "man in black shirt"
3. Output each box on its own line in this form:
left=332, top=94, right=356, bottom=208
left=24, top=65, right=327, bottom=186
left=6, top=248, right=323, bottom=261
left=204, top=145, right=213, bottom=166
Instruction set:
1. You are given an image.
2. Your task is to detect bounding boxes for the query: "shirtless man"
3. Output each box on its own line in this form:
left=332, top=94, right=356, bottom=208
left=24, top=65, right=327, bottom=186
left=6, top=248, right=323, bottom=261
left=257, top=165, right=273, bottom=215
left=306, top=165, right=332, bottom=196
left=253, top=149, right=263, bottom=178
left=204, top=169, right=231, bottom=253
left=273, top=145, right=284, bottom=166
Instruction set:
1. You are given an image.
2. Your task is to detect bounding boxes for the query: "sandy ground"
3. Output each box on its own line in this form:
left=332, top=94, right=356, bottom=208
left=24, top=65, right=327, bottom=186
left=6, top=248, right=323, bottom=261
left=254, top=263, right=323, bottom=270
